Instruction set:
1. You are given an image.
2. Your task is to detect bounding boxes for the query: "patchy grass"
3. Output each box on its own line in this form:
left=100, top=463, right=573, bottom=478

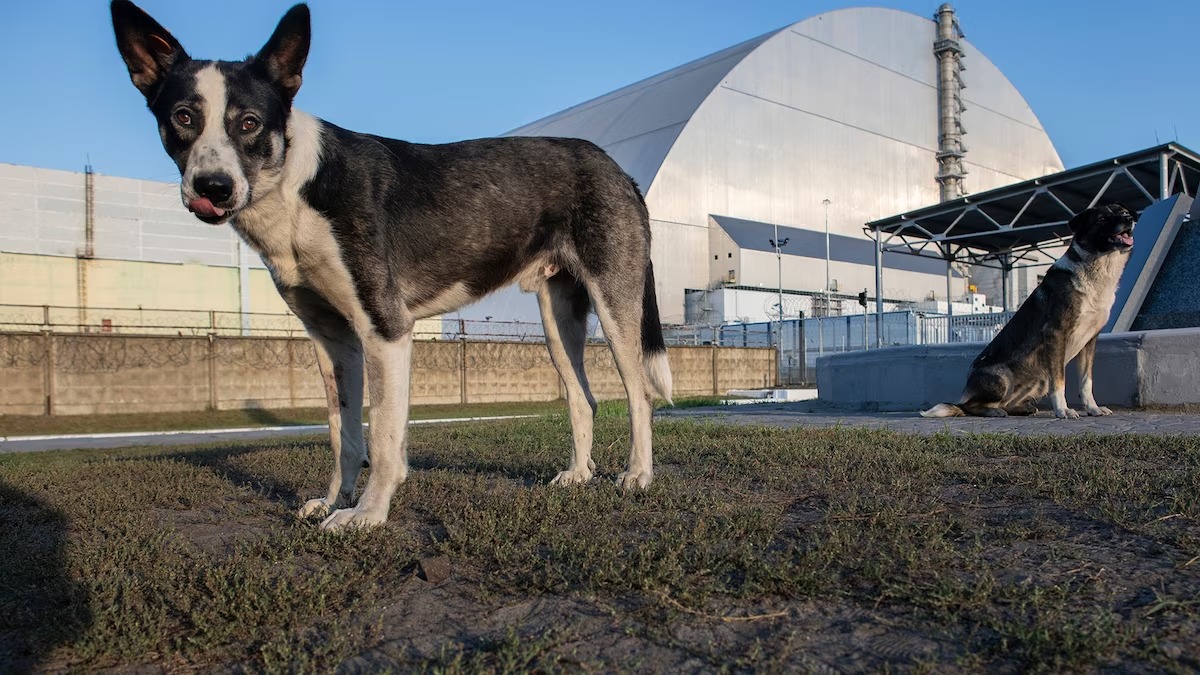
left=0, top=414, right=1197, bottom=672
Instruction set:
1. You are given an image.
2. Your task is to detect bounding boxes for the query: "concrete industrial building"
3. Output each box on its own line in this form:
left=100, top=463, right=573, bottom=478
left=0, top=5, right=1061, bottom=333
left=465, top=5, right=1063, bottom=325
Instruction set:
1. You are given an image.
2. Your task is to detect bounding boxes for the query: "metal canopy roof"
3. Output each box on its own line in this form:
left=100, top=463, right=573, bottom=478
left=866, top=143, right=1200, bottom=270
left=711, top=215, right=958, bottom=276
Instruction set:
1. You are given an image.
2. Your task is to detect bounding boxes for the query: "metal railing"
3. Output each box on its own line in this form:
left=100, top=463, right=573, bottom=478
left=0, top=304, right=549, bottom=341
left=736, top=310, right=1016, bottom=387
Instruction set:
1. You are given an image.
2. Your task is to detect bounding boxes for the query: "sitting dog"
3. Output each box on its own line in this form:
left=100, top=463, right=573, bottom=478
left=921, top=203, right=1135, bottom=419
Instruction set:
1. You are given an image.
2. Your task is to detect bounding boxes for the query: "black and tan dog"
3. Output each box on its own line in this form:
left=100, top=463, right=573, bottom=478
left=922, top=203, right=1136, bottom=420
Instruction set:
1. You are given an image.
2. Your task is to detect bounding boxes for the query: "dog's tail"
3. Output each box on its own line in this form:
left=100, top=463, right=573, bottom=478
left=920, top=403, right=965, bottom=418
left=641, top=261, right=673, bottom=405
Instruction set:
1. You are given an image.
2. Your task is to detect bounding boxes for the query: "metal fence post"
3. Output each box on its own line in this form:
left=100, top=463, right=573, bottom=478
left=459, top=318, right=468, bottom=405
left=287, top=338, right=297, bottom=408
left=712, top=344, right=719, bottom=395
left=42, top=331, right=55, bottom=416
left=207, top=334, right=219, bottom=411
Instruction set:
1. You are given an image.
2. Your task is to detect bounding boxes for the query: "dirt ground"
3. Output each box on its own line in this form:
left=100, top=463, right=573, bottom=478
left=1, top=414, right=1197, bottom=672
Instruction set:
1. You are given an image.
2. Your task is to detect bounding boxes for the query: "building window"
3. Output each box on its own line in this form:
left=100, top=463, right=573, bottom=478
left=728, top=252, right=732, bottom=258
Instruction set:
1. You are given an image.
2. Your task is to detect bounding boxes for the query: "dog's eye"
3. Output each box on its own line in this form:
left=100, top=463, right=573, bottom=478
left=241, top=117, right=260, bottom=133
left=174, top=110, right=193, bottom=127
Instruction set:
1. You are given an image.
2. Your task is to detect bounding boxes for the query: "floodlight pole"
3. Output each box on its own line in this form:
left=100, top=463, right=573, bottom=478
left=769, top=227, right=788, bottom=387
left=821, top=199, right=831, bottom=357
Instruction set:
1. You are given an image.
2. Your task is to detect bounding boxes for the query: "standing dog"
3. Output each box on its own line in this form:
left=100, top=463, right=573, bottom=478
left=921, top=203, right=1135, bottom=419
left=111, top=1, right=673, bottom=531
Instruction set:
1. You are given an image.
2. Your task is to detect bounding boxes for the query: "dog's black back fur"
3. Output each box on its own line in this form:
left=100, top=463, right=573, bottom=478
left=294, top=127, right=650, bottom=340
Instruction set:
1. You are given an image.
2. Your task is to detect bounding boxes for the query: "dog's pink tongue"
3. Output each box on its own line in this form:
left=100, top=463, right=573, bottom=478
left=1118, top=232, right=1134, bottom=246
left=187, top=197, right=226, bottom=219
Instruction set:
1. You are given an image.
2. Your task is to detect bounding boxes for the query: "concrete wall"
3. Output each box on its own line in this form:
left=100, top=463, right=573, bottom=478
left=0, top=251, right=291, bottom=327
left=0, top=162, right=259, bottom=267
left=816, top=327, right=1200, bottom=410
left=0, top=333, right=774, bottom=416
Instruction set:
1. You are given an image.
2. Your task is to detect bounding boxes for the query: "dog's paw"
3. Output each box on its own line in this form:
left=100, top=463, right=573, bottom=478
left=550, top=468, right=593, bottom=486
left=298, top=497, right=334, bottom=520
left=1055, top=408, right=1080, bottom=420
left=1086, top=406, right=1113, bottom=417
left=320, top=507, right=387, bottom=532
left=616, top=470, right=653, bottom=491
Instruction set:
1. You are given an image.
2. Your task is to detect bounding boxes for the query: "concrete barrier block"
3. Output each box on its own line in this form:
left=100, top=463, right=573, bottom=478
left=819, top=328, right=1200, bottom=411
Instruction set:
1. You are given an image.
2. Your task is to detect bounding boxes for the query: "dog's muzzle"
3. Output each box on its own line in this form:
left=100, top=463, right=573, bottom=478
left=187, top=173, right=237, bottom=225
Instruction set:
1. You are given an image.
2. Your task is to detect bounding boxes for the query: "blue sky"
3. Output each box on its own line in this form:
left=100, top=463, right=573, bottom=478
left=1, top=0, right=1195, bottom=182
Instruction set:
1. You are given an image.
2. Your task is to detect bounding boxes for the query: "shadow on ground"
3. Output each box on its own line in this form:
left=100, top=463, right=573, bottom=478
left=0, top=481, right=91, bottom=672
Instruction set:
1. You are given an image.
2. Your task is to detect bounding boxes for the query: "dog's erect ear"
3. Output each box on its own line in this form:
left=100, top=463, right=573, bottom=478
left=1067, top=208, right=1095, bottom=233
left=111, top=0, right=187, bottom=98
left=254, top=4, right=311, bottom=99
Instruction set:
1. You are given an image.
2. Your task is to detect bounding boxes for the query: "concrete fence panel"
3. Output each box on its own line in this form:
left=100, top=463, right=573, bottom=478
left=0, top=333, right=48, bottom=415
left=667, top=346, right=719, bottom=397
left=412, top=341, right=464, bottom=405
left=463, top=341, right=560, bottom=403
left=0, top=332, right=777, bottom=416
left=52, top=334, right=210, bottom=415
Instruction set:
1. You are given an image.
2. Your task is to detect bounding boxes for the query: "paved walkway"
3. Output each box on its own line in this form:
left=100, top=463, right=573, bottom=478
left=0, top=415, right=540, bottom=454
left=661, top=402, right=1200, bottom=436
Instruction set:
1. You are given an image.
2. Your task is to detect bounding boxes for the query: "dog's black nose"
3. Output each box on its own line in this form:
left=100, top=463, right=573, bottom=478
left=193, top=174, right=234, bottom=203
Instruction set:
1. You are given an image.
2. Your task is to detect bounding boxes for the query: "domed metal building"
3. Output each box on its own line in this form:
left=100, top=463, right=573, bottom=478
left=469, top=5, right=1063, bottom=325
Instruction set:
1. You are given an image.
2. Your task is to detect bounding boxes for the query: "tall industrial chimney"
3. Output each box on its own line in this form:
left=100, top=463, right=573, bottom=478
left=934, top=3, right=967, bottom=201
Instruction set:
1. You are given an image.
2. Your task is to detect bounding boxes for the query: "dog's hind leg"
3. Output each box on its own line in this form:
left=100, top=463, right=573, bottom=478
left=299, top=327, right=366, bottom=519
left=586, top=270, right=655, bottom=491
left=1004, top=399, right=1038, bottom=416
left=538, top=273, right=599, bottom=485
left=321, top=330, right=414, bottom=531
left=958, top=368, right=1010, bottom=417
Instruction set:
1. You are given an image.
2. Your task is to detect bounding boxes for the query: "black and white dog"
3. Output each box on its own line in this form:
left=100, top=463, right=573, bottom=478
left=922, top=203, right=1135, bottom=419
left=111, top=1, right=673, bottom=530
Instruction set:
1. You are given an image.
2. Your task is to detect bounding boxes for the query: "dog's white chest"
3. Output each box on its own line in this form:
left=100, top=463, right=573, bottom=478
left=1064, top=256, right=1124, bottom=360
left=239, top=199, right=373, bottom=334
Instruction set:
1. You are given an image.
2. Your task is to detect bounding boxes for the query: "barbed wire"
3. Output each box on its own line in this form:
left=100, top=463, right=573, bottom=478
left=54, top=335, right=198, bottom=374
left=217, top=338, right=318, bottom=370
left=0, top=334, right=45, bottom=368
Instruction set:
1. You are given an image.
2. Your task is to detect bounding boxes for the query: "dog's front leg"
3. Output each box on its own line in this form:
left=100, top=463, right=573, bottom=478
left=299, top=331, right=365, bottom=519
left=1076, top=335, right=1112, bottom=416
left=1049, top=350, right=1079, bottom=419
left=321, top=331, right=413, bottom=531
